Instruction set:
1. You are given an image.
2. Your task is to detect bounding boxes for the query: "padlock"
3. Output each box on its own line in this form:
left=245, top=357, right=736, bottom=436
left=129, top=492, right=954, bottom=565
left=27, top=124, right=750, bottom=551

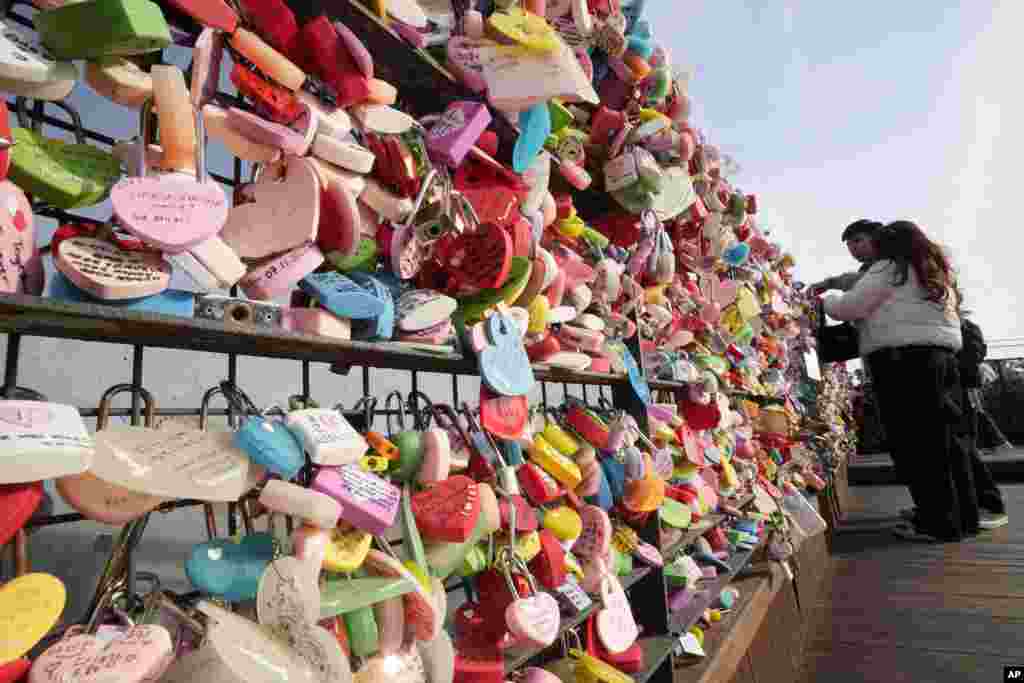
left=9, top=98, right=121, bottom=209
left=0, top=398, right=92, bottom=485
left=112, top=73, right=233, bottom=258
left=0, top=19, right=77, bottom=100
left=223, top=386, right=304, bottom=480
left=286, top=405, right=368, bottom=466
left=297, top=15, right=369, bottom=108
left=425, top=100, right=492, bottom=168
left=229, top=62, right=305, bottom=125
left=312, top=465, right=400, bottom=536
left=500, top=551, right=560, bottom=648
left=186, top=532, right=276, bottom=602
left=32, top=579, right=174, bottom=682
left=35, top=0, right=173, bottom=59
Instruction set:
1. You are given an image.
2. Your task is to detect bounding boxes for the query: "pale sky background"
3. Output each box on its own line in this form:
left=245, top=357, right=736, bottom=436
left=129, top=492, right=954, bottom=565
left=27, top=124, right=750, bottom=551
left=648, top=0, right=1024, bottom=355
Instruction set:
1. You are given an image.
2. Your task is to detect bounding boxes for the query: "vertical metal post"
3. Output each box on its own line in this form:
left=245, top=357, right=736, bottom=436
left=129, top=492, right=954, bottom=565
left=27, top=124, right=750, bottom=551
left=130, top=345, right=144, bottom=426
left=562, top=382, right=570, bottom=400
left=541, top=382, right=548, bottom=411
left=411, top=370, right=418, bottom=397
left=301, top=360, right=311, bottom=404
left=362, top=366, right=371, bottom=429
left=451, top=373, right=460, bottom=407
left=3, top=333, right=20, bottom=396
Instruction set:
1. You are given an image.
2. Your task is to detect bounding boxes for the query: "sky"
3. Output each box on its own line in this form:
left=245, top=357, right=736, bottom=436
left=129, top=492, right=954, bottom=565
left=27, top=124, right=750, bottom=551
left=647, top=0, right=1024, bottom=352
left=31, top=1, right=1023, bottom=347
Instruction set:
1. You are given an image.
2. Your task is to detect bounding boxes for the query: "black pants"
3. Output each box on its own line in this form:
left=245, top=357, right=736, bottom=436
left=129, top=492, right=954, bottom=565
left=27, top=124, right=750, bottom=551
left=965, top=388, right=1005, bottom=514
left=867, top=347, right=978, bottom=539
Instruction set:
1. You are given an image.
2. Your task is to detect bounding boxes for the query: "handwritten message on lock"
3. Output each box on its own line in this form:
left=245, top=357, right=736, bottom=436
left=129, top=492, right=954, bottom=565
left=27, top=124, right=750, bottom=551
left=113, top=429, right=246, bottom=486
left=58, top=237, right=169, bottom=285
left=115, top=178, right=228, bottom=229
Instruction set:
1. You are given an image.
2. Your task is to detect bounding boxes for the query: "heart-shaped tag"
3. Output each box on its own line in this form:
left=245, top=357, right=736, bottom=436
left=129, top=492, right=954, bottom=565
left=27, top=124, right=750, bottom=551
left=110, top=176, right=228, bottom=253
left=411, top=474, right=481, bottom=543
left=30, top=624, right=174, bottom=683
left=221, top=157, right=320, bottom=258
left=574, top=505, right=611, bottom=559
left=0, top=573, right=66, bottom=664
left=479, top=383, right=528, bottom=439
left=54, top=236, right=170, bottom=300
left=198, top=601, right=315, bottom=682
left=506, top=591, right=560, bottom=647
left=444, top=222, right=512, bottom=293
left=55, top=471, right=166, bottom=524
left=92, top=427, right=263, bottom=501
left=596, top=575, right=639, bottom=654
left=257, top=556, right=320, bottom=626
left=186, top=533, right=276, bottom=602
left=0, top=481, right=42, bottom=547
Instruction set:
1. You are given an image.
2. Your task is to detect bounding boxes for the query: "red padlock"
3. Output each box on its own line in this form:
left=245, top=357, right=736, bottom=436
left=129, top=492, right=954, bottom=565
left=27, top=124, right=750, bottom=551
left=517, top=462, right=564, bottom=506
left=237, top=0, right=299, bottom=55
left=474, top=567, right=530, bottom=642
left=529, top=528, right=567, bottom=590
left=164, top=0, right=238, bottom=32
left=298, top=15, right=370, bottom=108
left=453, top=645, right=505, bottom=683
left=0, top=101, right=13, bottom=181
left=230, top=64, right=304, bottom=125
left=586, top=614, right=644, bottom=673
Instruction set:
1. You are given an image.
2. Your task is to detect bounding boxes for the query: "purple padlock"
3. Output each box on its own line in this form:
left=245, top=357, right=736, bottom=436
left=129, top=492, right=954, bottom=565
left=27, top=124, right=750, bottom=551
left=426, top=101, right=492, bottom=168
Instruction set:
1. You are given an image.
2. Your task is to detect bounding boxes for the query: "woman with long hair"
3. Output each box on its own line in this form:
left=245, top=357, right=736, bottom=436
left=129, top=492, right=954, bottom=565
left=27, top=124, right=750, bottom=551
left=822, top=220, right=978, bottom=541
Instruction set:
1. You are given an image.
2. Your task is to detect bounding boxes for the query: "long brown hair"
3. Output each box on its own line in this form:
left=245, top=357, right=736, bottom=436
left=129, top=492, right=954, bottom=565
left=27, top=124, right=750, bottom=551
left=877, top=221, right=958, bottom=306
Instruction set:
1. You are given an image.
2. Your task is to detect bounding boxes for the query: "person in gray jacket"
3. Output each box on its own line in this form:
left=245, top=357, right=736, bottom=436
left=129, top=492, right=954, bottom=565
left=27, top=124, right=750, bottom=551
left=823, top=221, right=977, bottom=541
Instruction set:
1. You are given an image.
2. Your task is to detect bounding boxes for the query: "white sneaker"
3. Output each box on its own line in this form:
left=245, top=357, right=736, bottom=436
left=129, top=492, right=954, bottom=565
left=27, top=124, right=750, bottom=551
left=979, top=512, right=1009, bottom=529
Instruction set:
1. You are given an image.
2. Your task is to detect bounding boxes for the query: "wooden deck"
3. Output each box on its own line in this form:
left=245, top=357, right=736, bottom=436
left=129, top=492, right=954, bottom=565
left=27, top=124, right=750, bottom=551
left=803, top=484, right=1024, bottom=682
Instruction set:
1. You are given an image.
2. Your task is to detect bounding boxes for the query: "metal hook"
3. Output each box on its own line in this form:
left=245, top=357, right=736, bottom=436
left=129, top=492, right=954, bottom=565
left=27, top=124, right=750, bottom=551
left=218, top=381, right=260, bottom=417
left=384, top=390, right=406, bottom=437
left=406, top=391, right=434, bottom=430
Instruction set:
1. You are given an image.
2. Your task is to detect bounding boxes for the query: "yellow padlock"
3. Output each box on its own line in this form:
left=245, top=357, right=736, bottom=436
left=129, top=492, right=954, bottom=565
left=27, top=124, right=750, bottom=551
left=644, top=284, right=667, bottom=305
left=528, top=295, right=550, bottom=334
left=496, top=529, right=541, bottom=562
left=542, top=419, right=579, bottom=456
left=529, top=434, right=582, bottom=490
left=360, top=454, right=390, bottom=473
left=323, top=528, right=372, bottom=573
left=543, top=505, right=582, bottom=542
left=570, top=649, right=633, bottom=683
left=720, top=457, right=739, bottom=489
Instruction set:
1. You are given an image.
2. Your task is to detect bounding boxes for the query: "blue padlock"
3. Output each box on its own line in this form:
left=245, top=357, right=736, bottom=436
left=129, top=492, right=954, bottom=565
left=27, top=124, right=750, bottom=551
left=185, top=533, right=276, bottom=602
left=600, top=455, right=626, bottom=502
left=585, top=461, right=614, bottom=511
left=348, top=272, right=395, bottom=340
left=48, top=271, right=195, bottom=317
left=299, top=271, right=388, bottom=320
left=498, top=438, right=525, bottom=467
left=234, top=414, right=305, bottom=479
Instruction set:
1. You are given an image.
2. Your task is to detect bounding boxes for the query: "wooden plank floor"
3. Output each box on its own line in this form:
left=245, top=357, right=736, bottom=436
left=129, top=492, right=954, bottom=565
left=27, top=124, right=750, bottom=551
left=803, top=484, right=1024, bottom=682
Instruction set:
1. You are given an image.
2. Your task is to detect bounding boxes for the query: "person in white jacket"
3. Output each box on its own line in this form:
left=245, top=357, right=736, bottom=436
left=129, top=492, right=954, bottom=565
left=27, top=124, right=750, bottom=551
left=822, top=221, right=978, bottom=541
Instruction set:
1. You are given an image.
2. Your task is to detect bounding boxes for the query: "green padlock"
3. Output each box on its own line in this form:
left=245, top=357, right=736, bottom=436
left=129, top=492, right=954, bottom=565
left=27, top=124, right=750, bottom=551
left=327, top=239, right=378, bottom=273
left=9, top=98, right=121, bottom=209
left=343, top=605, right=379, bottom=658
left=612, top=546, right=633, bottom=576
left=35, top=0, right=172, bottom=60
left=386, top=391, right=423, bottom=483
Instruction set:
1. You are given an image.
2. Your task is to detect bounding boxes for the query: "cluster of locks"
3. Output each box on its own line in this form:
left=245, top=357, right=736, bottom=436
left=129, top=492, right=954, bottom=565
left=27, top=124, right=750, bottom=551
left=0, top=0, right=832, bottom=681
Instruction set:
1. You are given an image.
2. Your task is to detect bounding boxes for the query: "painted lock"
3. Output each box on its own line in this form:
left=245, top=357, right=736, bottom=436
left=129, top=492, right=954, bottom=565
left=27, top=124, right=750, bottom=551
left=0, top=21, right=77, bottom=100
left=286, top=408, right=368, bottom=467
left=0, top=401, right=93, bottom=484
left=9, top=99, right=120, bottom=209
left=185, top=533, right=276, bottom=602
left=312, top=465, right=400, bottom=536
left=528, top=434, right=582, bottom=490
left=35, top=0, right=172, bottom=59
left=232, top=414, right=303, bottom=483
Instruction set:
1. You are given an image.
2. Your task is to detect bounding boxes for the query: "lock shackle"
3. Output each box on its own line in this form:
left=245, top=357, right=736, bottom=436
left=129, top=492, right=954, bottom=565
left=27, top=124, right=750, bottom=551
left=344, top=396, right=378, bottom=434
left=218, top=381, right=260, bottom=418
left=499, top=549, right=538, bottom=599
left=15, top=98, right=87, bottom=144
left=460, top=401, right=507, bottom=468
left=451, top=188, right=479, bottom=234
left=406, top=391, right=434, bottom=430
left=401, top=167, right=440, bottom=231
left=199, top=385, right=237, bottom=431
left=139, top=96, right=208, bottom=181
left=384, top=390, right=406, bottom=437
left=596, top=396, right=616, bottom=417
left=430, top=403, right=472, bottom=448
left=458, top=401, right=481, bottom=434
left=96, top=383, right=157, bottom=430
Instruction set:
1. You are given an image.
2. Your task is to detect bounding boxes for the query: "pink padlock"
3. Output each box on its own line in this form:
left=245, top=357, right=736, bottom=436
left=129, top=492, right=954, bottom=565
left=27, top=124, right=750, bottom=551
left=284, top=307, right=352, bottom=340
left=426, top=101, right=492, bottom=168
left=240, top=242, right=324, bottom=300
left=312, top=465, right=400, bottom=535
left=259, top=479, right=341, bottom=529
